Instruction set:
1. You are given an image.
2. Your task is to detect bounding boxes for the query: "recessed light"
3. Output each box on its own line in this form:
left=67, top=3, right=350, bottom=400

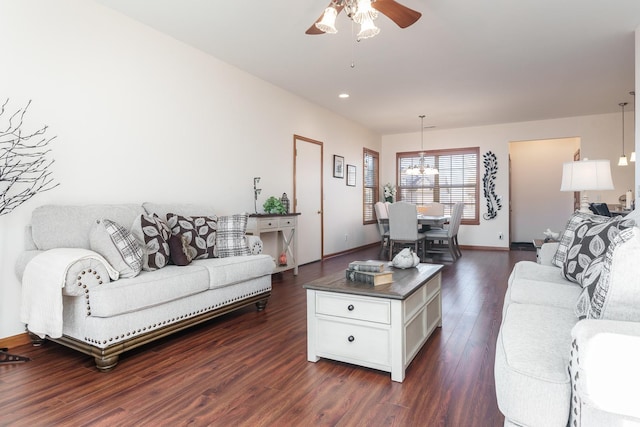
left=338, top=93, right=350, bottom=99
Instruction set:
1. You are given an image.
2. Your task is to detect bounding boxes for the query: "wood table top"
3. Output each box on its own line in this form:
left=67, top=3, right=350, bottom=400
left=303, top=262, right=443, bottom=300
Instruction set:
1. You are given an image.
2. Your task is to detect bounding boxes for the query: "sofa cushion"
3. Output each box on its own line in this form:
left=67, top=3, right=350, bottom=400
left=89, top=219, right=143, bottom=279
left=495, top=303, right=577, bottom=427
left=215, top=213, right=250, bottom=258
left=166, top=213, right=218, bottom=260
left=575, top=227, right=640, bottom=321
left=508, top=261, right=567, bottom=287
left=196, top=254, right=274, bottom=290
left=131, top=214, right=172, bottom=271
left=561, top=216, right=632, bottom=285
left=89, top=265, right=210, bottom=317
left=31, top=204, right=145, bottom=250
left=507, top=278, right=582, bottom=310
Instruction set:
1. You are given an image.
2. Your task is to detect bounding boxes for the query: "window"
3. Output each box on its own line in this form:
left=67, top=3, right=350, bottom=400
left=397, top=147, right=479, bottom=225
left=363, top=148, right=379, bottom=224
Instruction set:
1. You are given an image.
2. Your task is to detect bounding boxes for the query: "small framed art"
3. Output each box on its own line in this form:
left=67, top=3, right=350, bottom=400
left=333, top=155, right=344, bottom=178
left=346, top=164, right=356, bottom=186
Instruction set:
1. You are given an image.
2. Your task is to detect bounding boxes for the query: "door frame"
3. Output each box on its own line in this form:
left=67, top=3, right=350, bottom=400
left=293, top=134, right=324, bottom=262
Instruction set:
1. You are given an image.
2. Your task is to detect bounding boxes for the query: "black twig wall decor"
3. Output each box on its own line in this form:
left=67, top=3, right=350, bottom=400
left=0, top=99, right=59, bottom=216
left=482, top=151, right=502, bottom=220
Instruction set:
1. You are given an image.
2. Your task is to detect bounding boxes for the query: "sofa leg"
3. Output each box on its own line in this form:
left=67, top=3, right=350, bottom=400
left=95, top=355, right=119, bottom=372
left=28, top=332, right=45, bottom=347
left=256, top=299, right=268, bottom=311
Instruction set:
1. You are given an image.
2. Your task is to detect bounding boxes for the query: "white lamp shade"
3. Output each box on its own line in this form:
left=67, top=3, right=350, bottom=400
left=560, top=160, right=614, bottom=191
left=316, top=7, right=338, bottom=34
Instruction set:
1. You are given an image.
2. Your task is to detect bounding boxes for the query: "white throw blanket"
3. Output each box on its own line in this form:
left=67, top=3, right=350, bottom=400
left=20, top=248, right=119, bottom=339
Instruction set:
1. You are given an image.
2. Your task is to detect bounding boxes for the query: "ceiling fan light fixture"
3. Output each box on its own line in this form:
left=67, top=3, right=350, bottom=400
left=315, top=6, right=338, bottom=34
left=353, top=0, right=379, bottom=24
left=357, top=14, right=380, bottom=39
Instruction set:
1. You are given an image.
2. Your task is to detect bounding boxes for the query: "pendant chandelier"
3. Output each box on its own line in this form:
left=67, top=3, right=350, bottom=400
left=631, top=91, right=636, bottom=163
left=618, top=102, right=628, bottom=166
left=406, top=115, right=439, bottom=176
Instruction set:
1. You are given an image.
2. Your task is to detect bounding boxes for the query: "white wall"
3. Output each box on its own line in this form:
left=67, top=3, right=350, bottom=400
left=0, top=0, right=380, bottom=339
left=509, top=138, right=580, bottom=242
left=381, top=113, right=636, bottom=249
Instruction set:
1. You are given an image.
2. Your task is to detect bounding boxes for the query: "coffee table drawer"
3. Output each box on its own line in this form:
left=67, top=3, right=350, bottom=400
left=316, top=318, right=390, bottom=366
left=316, top=292, right=390, bottom=324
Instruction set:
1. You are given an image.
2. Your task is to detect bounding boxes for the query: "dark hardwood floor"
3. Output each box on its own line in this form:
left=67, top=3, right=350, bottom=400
left=0, top=247, right=535, bottom=426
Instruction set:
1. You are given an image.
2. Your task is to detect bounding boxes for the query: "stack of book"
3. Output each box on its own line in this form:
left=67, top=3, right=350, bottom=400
left=345, top=260, right=393, bottom=286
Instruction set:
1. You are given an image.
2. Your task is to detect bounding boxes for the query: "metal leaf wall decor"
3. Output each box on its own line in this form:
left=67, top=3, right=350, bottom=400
left=0, top=99, right=59, bottom=216
left=482, top=151, right=502, bottom=220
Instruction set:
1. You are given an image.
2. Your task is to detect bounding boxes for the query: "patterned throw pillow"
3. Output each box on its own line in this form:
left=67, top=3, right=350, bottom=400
left=561, top=216, right=633, bottom=284
left=168, top=233, right=194, bottom=266
left=131, top=214, right=172, bottom=271
left=215, top=213, right=250, bottom=258
left=90, top=218, right=143, bottom=278
left=575, top=227, right=640, bottom=320
left=166, top=213, right=218, bottom=260
left=553, top=211, right=611, bottom=268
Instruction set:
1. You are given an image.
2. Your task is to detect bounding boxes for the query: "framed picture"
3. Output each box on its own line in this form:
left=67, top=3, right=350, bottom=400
left=346, top=164, right=356, bottom=187
left=333, top=155, right=344, bottom=178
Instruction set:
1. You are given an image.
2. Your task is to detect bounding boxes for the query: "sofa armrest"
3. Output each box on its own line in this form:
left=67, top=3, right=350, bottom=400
left=246, top=235, right=264, bottom=255
left=539, top=242, right=559, bottom=266
left=62, top=256, right=114, bottom=296
left=571, top=319, right=640, bottom=420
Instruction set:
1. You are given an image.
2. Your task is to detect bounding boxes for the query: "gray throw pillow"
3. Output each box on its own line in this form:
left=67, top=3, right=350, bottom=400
left=90, top=219, right=143, bottom=278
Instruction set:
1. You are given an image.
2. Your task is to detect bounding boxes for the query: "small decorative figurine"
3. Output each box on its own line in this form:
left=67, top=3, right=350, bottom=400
left=280, top=193, right=290, bottom=214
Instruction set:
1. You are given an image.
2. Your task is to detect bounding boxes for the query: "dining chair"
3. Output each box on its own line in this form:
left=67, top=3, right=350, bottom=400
left=425, top=202, right=463, bottom=261
left=374, top=201, right=390, bottom=258
left=388, top=201, right=427, bottom=261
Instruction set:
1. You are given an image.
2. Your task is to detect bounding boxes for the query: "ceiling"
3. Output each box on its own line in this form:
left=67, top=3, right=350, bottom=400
left=95, top=0, right=640, bottom=135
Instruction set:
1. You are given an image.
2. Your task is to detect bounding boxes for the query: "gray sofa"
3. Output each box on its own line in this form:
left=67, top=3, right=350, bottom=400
left=495, top=211, right=640, bottom=426
left=16, top=203, right=275, bottom=371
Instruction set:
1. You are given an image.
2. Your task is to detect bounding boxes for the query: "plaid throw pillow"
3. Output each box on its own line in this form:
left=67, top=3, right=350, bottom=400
left=166, top=213, right=218, bottom=260
left=552, top=211, right=611, bottom=268
left=215, top=213, right=250, bottom=258
left=90, top=218, right=143, bottom=278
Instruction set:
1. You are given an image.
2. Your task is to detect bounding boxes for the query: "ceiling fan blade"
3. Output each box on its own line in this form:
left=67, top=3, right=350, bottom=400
left=372, top=0, right=422, bottom=28
left=305, top=3, right=345, bottom=35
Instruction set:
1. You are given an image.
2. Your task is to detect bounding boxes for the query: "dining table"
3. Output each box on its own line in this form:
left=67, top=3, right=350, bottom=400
left=380, top=214, right=451, bottom=228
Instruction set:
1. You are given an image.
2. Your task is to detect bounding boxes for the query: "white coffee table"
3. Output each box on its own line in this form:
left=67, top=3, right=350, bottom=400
left=304, top=263, right=443, bottom=382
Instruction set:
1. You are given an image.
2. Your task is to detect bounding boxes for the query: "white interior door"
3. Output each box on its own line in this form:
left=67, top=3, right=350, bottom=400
left=294, top=135, right=323, bottom=265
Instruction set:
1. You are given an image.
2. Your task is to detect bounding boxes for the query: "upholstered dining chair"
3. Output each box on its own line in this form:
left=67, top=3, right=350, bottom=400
left=374, top=201, right=390, bottom=258
left=388, top=201, right=427, bottom=261
left=425, top=201, right=464, bottom=261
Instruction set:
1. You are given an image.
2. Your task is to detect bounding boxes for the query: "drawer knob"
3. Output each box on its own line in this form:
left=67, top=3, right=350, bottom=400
left=348, top=335, right=355, bottom=342
left=347, top=304, right=354, bottom=311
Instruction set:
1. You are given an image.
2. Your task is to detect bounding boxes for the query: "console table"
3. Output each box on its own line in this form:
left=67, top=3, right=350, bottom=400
left=247, top=213, right=300, bottom=275
left=304, top=263, right=443, bottom=382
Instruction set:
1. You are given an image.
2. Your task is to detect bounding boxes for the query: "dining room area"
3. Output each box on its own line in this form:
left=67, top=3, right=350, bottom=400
left=374, top=201, right=464, bottom=263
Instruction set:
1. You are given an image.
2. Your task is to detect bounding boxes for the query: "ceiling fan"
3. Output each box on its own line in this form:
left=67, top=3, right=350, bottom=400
left=306, top=0, right=421, bottom=39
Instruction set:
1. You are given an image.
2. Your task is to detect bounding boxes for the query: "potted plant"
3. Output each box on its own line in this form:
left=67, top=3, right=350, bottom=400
left=263, top=196, right=286, bottom=214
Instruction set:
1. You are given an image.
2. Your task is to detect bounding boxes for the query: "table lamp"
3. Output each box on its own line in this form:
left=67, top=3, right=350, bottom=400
left=560, top=159, right=614, bottom=213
